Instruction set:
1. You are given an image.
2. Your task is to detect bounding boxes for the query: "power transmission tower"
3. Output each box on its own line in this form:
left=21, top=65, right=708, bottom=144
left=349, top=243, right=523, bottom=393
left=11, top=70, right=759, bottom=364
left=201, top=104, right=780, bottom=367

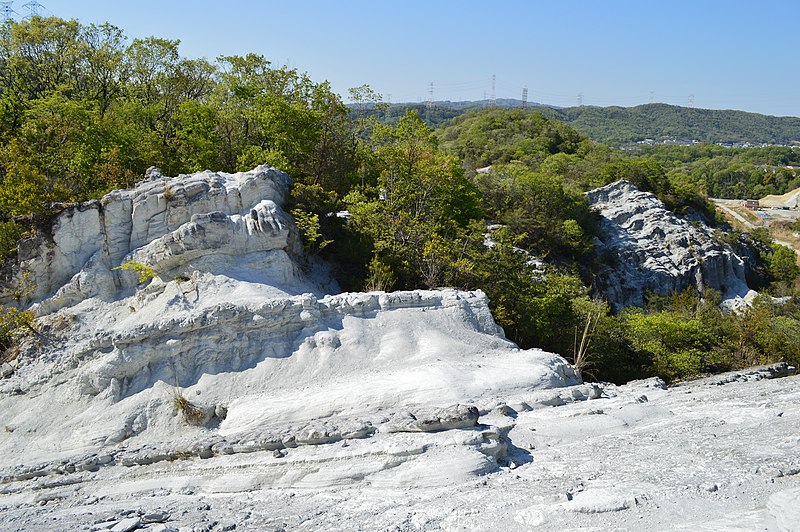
left=426, top=81, right=433, bottom=123
left=577, top=92, right=583, bottom=106
left=426, top=82, right=433, bottom=109
left=489, top=74, right=496, bottom=108
left=22, top=0, right=44, bottom=18
left=650, top=91, right=655, bottom=103
left=0, top=2, right=17, bottom=21
left=688, top=93, right=695, bottom=108
left=521, top=86, right=528, bottom=108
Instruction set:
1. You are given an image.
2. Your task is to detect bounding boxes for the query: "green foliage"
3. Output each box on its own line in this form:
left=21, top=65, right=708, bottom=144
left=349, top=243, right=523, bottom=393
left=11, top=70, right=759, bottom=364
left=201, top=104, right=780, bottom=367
left=346, top=111, right=483, bottom=289
left=766, top=244, right=800, bottom=287
left=0, top=221, right=25, bottom=261
left=640, top=143, right=800, bottom=200
left=454, top=226, right=587, bottom=352
left=725, top=297, right=800, bottom=369
left=0, top=16, right=355, bottom=226
left=540, top=103, right=800, bottom=146
left=291, top=208, right=332, bottom=253
left=599, top=158, right=669, bottom=194
left=364, top=255, right=396, bottom=292
left=438, top=108, right=587, bottom=170
left=367, top=101, right=800, bottom=146
left=0, top=305, right=35, bottom=360
left=114, top=260, right=156, bottom=284
left=474, top=163, right=596, bottom=260
left=620, top=309, right=715, bottom=381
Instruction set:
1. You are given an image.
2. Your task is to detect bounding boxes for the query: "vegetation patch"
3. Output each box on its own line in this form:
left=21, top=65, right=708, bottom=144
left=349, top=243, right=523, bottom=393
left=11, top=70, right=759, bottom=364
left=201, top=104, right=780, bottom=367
left=172, top=389, right=206, bottom=425
left=114, top=260, right=156, bottom=284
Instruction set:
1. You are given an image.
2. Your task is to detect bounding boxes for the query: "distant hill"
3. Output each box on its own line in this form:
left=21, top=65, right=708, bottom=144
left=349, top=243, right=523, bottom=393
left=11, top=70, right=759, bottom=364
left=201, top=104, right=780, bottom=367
left=348, top=99, right=550, bottom=128
left=360, top=101, right=800, bottom=145
left=540, top=104, right=800, bottom=145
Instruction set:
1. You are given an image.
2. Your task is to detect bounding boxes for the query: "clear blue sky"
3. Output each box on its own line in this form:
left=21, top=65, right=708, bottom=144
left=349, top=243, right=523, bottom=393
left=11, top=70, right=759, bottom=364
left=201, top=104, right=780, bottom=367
left=13, top=0, right=800, bottom=117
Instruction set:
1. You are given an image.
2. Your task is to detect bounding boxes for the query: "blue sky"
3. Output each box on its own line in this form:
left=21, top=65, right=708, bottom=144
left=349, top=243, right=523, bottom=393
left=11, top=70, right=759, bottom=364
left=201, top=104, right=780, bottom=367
left=12, top=0, right=800, bottom=116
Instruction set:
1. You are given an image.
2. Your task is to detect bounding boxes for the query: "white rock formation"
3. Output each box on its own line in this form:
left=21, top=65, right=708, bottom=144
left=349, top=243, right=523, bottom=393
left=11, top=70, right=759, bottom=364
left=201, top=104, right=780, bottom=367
left=0, top=165, right=580, bottom=497
left=588, top=180, right=757, bottom=310
left=1, top=168, right=799, bottom=531
left=7, top=166, right=313, bottom=313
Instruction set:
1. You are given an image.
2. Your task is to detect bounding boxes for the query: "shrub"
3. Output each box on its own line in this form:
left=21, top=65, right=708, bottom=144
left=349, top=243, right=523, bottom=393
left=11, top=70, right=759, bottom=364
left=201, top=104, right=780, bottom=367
left=114, top=260, right=156, bottom=284
left=0, top=306, right=36, bottom=364
left=0, top=222, right=26, bottom=262
left=364, top=256, right=395, bottom=292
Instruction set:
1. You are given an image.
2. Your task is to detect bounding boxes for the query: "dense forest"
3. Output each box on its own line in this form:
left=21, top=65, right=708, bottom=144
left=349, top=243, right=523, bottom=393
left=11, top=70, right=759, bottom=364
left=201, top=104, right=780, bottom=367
left=0, top=17, right=799, bottom=384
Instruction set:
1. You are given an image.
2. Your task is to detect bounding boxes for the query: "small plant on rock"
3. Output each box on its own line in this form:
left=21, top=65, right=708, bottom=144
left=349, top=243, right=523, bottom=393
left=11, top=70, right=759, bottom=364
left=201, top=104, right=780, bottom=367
left=114, top=260, right=156, bottom=284
left=0, top=306, right=36, bottom=366
left=172, top=388, right=205, bottom=425
left=162, top=179, right=174, bottom=201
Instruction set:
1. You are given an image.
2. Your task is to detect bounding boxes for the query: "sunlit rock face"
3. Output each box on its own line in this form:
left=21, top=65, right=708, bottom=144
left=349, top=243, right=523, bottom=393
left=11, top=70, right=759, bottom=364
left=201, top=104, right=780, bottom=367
left=0, top=165, right=578, bottom=499
left=588, top=180, right=755, bottom=310
left=5, top=165, right=301, bottom=311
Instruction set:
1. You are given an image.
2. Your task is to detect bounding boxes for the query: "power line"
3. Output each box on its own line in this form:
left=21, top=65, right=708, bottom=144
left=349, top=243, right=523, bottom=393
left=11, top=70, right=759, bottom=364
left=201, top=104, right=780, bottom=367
left=427, top=81, right=433, bottom=109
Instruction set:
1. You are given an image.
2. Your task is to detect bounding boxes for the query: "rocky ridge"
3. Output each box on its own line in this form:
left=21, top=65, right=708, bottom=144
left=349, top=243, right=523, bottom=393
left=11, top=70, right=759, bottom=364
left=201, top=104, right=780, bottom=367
left=588, top=180, right=757, bottom=310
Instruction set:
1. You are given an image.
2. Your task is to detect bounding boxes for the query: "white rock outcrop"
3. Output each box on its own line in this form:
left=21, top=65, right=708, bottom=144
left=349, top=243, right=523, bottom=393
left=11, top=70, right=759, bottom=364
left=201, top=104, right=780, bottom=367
left=0, top=165, right=579, bottom=491
left=2, top=169, right=799, bottom=531
left=7, top=166, right=309, bottom=313
left=588, top=180, right=756, bottom=310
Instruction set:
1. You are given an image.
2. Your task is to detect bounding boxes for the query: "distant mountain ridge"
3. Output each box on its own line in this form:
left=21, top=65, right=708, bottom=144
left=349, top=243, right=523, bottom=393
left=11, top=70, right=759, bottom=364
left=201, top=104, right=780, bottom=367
left=542, top=103, right=800, bottom=145
left=359, top=100, right=800, bottom=145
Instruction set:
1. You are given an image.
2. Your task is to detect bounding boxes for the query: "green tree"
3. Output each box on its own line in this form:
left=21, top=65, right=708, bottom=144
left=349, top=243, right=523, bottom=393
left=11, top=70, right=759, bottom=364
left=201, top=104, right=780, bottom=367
left=346, top=111, right=482, bottom=288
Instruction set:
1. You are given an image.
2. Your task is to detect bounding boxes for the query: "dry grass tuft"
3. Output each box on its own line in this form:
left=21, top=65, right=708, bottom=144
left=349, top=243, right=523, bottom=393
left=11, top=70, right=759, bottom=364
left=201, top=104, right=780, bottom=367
left=172, top=389, right=205, bottom=424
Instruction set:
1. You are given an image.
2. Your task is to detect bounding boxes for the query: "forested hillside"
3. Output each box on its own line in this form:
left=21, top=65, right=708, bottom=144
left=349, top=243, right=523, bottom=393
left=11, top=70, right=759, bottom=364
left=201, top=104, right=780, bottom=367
left=541, top=103, right=800, bottom=145
left=0, top=17, right=799, bottom=384
left=370, top=101, right=800, bottom=146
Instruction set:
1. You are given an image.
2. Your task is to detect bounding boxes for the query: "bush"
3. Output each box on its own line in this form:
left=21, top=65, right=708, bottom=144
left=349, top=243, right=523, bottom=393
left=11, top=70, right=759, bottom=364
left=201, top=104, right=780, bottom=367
left=114, top=260, right=156, bottom=284
left=0, top=221, right=26, bottom=262
left=0, top=306, right=35, bottom=364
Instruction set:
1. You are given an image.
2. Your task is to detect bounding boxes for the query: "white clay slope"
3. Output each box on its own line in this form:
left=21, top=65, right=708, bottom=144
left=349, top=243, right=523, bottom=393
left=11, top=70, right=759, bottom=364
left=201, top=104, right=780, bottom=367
left=0, top=165, right=579, bottom=479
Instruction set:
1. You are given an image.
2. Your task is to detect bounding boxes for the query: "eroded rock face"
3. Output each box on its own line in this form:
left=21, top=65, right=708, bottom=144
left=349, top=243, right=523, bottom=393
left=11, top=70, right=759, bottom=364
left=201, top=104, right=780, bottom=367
left=6, top=165, right=301, bottom=310
left=0, top=165, right=580, bottom=491
left=588, top=180, right=755, bottom=310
